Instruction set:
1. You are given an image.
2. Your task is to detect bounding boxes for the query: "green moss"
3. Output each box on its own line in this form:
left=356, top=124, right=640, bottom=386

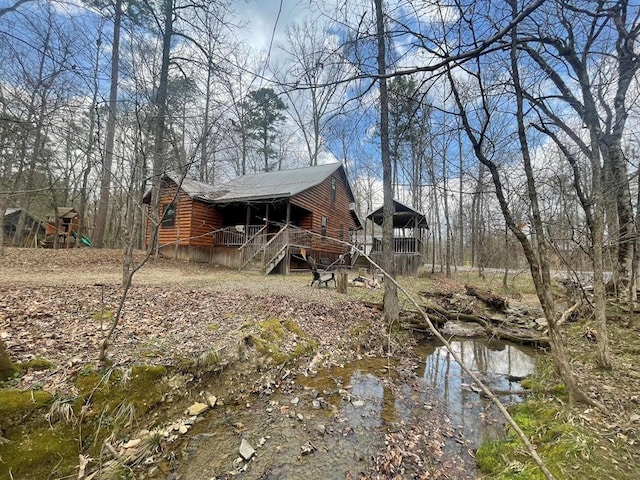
left=18, top=357, right=56, bottom=372
left=0, top=425, right=78, bottom=479
left=0, top=365, right=170, bottom=479
left=477, top=399, right=597, bottom=479
left=76, top=365, right=167, bottom=417
left=282, top=318, right=304, bottom=336
left=520, top=377, right=540, bottom=390
left=0, top=340, right=19, bottom=381
left=0, top=389, right=53, bottom=421
left=92, top=309, right=114, bottom=322
left=251, top=318, right=317, bottom=365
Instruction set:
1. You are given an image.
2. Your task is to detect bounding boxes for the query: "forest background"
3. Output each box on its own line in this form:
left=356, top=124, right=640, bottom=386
left=4, top=0, right=638, bottom=276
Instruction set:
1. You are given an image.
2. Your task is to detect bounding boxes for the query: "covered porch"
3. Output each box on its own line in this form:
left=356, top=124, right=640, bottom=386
left=211, top=200, right=315, bottom=274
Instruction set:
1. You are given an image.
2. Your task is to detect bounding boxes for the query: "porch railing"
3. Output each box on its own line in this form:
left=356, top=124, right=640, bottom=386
left=372, top=237, right=422, bottom=254
left=286, top=226, right=313, bottom=248
left=260, top=226, right=313, bottom=272
left=214, top=224, right=265, bottom=246
left=261, top=225, right=290, bottom=273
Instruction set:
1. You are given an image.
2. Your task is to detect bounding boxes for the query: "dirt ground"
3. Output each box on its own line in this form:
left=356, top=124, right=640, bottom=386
left=0, top=248, right=391, bottom=395
left=1, top=248, right=639, bottom=479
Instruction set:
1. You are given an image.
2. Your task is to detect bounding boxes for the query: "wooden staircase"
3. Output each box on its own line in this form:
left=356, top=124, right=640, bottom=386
left=238, top=225, right=312, bottom=275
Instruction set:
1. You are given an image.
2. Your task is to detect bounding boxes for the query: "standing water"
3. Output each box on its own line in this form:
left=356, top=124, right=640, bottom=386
left=417, top=339, right=538, bottom=453
left=170, top=338, right=538, bottom=479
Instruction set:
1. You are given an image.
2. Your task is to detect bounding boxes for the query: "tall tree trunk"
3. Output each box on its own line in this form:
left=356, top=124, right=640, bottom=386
left=0, top=195, right=7, bottom=255
left=15, top=91, right=48, bottom=247
left=200, top=59, right=213, bottom=182
left=443, top=154, right=452, bottom=277
left=375, top=0, right=398, bottom=324
left=94, top=0, right=122, bottom=248
left=77, top=39, right=101, bottom=248
left=149, top=0, right=173, bottom=255
left=507, top=0, right=603, bottom=401
left=458, top=126, right=464, bottom=267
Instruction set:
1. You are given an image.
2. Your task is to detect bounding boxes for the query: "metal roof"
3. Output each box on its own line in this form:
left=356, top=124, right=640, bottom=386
left=206, top=163, right=343, bottom=203
left=367, top=199, right=429, bottom=228
left=166, top=172, right=220, bottom=199
left=47, top=207, right=78, bottom=219
left=4, top=208, right=21, bottom=216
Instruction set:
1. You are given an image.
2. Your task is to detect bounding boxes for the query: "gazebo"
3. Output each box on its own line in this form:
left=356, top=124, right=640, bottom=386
left=366, top=199, right=428, bottom=276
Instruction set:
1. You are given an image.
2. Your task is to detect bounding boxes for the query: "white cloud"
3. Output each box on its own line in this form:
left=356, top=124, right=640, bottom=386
left=232, top=0, right=311, bottom=54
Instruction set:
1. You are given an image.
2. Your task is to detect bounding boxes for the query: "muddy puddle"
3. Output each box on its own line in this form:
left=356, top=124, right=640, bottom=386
left=169, top=339, right=538, bottom=479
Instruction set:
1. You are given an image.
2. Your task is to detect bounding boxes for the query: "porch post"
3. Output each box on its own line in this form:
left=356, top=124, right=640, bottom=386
left=265, top=204, right=270, bottom=226
left=285, top=201, right=291, bottom=274
left=414, top=215, right=419, bottom=254
left=245, top=205, right=251, bottom=243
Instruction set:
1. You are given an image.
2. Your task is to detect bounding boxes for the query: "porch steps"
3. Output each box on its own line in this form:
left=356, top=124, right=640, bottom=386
left=243, top=257, right=263, bottom=274
left=264, top=246, right=288, bottom=275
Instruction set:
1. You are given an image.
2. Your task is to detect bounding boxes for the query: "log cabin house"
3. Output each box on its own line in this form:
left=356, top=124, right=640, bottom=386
left=145, top=163, right=362, bottom=274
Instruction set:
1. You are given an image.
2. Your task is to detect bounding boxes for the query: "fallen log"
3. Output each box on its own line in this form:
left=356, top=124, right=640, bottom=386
left=465, top=284, right=509, bottom=312
left=362, top=301, right=447, bottom=327
left=364, top=300, right=549, bottom=347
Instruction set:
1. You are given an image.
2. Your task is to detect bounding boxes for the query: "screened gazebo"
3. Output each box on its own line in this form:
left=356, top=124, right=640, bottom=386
left=366, top=199, right=428, bottom=276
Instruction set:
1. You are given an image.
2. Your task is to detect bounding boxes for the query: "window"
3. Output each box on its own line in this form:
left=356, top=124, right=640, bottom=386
left=321, top=216, right=327, bottom=241
left=331, top=177, right=336, bottom=202
left=162, top=203, right=176, bottom=228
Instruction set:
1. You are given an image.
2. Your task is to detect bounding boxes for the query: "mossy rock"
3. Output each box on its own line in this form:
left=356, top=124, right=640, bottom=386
left=0, top=339, right=19, bottom=382
left=0, top=425, right=77, bottom=479
left=18, top=357, right=56, bottom=372
left=0, top=389, right=53, bottom=426
left=76, top=364, right=168, bottom=418
left=251, top=318, right=317, bottom=365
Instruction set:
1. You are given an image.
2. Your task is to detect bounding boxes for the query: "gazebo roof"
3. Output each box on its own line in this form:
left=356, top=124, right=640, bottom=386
left=367, top=199, right=429, bottom=229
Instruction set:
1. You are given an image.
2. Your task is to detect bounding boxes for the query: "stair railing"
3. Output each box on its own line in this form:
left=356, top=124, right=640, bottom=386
left=239, top=224, right=269, bottom=268
left=262, top=225, right=290, bottom=272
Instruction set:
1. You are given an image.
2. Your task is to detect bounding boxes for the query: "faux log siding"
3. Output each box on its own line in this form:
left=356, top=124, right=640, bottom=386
left=291, top=172, right=357, bottom=253
left=189, top=200, right=221, bottom=246
left=146, top=186, right=221, bottom=247
left=298, top=212, right=313, bottom=230
left=157, top=187, right=193, bottom=247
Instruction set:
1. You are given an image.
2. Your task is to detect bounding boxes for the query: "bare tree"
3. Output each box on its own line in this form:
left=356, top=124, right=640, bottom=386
left=94, top=0, right=123, bottom=248
left=375, top=0, right=399, bottom=324
left=517, top=0, right=640, bottom=300
left=278, top=19, right=348, bottom=166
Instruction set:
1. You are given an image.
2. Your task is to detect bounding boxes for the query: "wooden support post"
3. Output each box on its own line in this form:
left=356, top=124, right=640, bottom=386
left=245, top=206, right=251, bottom=243
left=337, top=270, right=348, bottom=294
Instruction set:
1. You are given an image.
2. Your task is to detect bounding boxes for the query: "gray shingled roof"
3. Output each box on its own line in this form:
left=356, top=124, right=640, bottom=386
left=206, top=163, right=343, bottom=203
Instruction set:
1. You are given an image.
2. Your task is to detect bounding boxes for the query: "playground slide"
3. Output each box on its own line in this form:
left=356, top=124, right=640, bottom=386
left=71, top=231, right=92, bottom=247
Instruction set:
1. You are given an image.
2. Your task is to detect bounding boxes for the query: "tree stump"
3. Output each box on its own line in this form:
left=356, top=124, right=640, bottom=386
left=337, top=271, right=348, bottom=294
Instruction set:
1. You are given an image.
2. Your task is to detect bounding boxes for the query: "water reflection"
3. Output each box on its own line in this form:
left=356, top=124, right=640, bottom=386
left=175, top=340, right=538, bottom=479
left=417, top=339, right=538, bottom=444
